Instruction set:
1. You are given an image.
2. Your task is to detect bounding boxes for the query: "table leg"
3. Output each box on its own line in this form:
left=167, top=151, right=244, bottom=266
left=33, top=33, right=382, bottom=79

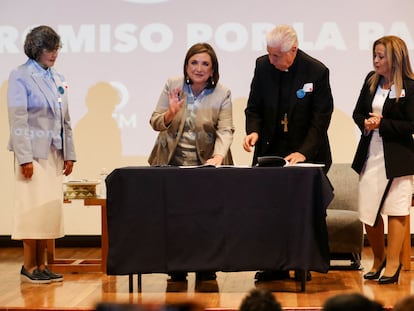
left=403, top=196, right=414, bottom=271
left=129, top=274, right=133, bottom=293
left=401, top=214, right=411, bottom=271
left=138, top=273, right=142, bottom=293
left=300, top=270, right=306, bottom=292
left=46, top=198, right=107, bottom=273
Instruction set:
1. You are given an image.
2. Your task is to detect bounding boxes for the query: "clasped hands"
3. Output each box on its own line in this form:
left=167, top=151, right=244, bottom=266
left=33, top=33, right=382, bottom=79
left=364, top=112, right=382, bottom=131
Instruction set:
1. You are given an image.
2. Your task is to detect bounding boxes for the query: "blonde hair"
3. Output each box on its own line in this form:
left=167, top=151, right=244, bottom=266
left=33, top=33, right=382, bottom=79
left=266, top=25, right=298, bottom=52
left=368, top=35, right=414, bottom=102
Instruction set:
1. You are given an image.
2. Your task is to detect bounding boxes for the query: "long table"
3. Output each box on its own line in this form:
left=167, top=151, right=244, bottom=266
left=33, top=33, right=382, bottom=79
left=105, top=166, right=334, bottom=292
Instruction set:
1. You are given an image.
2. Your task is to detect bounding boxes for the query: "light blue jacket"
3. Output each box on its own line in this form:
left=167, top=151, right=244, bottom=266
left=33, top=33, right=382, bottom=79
left=7, top=59, right=76, bottom=165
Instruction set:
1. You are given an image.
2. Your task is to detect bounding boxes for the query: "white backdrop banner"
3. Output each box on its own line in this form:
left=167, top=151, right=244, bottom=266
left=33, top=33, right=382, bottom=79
left=1, top=0, right=414, bottom=157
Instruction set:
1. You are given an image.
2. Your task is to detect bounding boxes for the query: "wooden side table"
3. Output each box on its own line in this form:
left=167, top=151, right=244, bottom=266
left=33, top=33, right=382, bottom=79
left=46, top=198, right=107, bottom=273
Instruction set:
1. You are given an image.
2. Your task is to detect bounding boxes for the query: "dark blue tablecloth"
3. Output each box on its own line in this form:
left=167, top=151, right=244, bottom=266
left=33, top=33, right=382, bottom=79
left=105, top=166, right=333, bottom=275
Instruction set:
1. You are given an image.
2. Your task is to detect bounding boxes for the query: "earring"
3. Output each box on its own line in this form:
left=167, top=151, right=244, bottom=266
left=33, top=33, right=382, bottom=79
left=186, top=77, right=190, bottom=84
left=211, top=76, right=215, bottom=86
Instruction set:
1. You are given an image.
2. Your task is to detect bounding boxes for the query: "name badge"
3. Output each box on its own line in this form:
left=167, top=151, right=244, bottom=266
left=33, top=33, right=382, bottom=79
left=389, top=85, right=405, bottom=99
left=303, top=83, right=313, bottom=92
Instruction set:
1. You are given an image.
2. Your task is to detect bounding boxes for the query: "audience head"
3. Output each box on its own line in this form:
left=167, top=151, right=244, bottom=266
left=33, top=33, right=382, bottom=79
left=322, top=293, right=383, bottom=311
left=239, top=288, right=282, bottom=311
left=393, top=295, right=414, bottom=311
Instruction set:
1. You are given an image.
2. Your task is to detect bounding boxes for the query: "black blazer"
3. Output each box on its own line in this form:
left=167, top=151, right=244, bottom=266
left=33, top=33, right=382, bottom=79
left=245, top=50, right=334, bottom=171
left=352, top=71, right=414, bottom=178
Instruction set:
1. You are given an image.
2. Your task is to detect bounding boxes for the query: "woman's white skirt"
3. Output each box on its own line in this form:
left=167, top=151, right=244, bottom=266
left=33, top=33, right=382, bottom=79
left=12, top=148, right=64, bottom=240
left=359, top=131, right=412, bottom=226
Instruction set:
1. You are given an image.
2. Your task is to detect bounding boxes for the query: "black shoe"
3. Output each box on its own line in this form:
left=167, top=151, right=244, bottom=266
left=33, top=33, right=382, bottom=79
left=363, top=259, right=386, bottom=280
left=294, top=270, right=312, bottom=282
left=196, top=271, right=217, bottom=281
left=41, top=267, right=63, bottom=282
left=254, top=270, right=289, bottom=281
left=168, top=272, right=187, bottom=282
left=378, top=264, right=402, bottom=285
left=20, top=266, right=51, bottom=284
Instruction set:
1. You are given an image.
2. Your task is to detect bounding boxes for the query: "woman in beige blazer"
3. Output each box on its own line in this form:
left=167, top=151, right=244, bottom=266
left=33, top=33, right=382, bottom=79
left=148, top=43, right=234, bottom=167
left=148, top=43, right=234, bottom=283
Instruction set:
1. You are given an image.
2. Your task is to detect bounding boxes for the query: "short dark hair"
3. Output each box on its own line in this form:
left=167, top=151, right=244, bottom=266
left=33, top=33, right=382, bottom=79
left=322, top=293, right=383, bottom=311
left=24, top=25, right=61, bottom=61
left=239, top=288, right=282, bottom=311
left=183, top=42, right=219, bottom=89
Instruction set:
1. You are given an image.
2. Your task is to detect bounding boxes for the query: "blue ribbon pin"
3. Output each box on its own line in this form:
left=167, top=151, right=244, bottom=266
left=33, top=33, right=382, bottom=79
left=296, top=89, right=305, bottom=99
left=58, top=86, right=65, bottom=95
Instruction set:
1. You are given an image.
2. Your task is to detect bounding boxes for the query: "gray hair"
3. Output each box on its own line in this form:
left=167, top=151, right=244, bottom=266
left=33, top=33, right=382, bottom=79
left=266, top=25, right=298, bottom=52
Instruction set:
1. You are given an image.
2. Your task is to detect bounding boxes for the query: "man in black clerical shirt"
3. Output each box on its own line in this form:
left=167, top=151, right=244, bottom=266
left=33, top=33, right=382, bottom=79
left=243, top=24, right=334, bottom=282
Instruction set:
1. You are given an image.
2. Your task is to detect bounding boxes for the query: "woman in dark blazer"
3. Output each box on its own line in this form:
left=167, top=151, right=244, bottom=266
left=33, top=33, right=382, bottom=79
left=352, top=35, right=414, bottom=284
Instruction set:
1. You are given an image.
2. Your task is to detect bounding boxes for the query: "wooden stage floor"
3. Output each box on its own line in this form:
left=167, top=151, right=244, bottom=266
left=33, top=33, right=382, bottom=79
left=0, top=246, right=413, bottom=310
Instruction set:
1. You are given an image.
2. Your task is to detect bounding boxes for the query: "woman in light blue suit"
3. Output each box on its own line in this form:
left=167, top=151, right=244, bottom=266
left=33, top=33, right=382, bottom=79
left=7, top=25, right=76, bottom=284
